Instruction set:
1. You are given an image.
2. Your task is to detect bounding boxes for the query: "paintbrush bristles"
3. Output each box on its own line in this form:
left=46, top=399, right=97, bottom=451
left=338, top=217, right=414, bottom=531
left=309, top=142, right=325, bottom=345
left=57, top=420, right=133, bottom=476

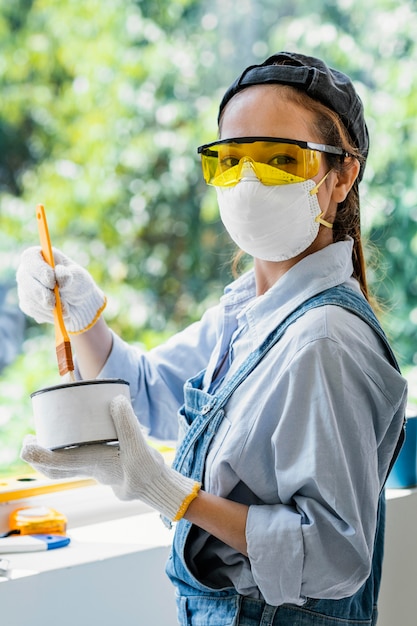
left=56, top=341, right=74, bottom=377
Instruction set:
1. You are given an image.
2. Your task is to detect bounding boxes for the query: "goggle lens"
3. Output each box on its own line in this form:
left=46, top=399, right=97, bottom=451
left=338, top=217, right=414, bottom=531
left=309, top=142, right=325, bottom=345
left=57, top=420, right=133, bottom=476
left=198, top=138, right=325, bottom=187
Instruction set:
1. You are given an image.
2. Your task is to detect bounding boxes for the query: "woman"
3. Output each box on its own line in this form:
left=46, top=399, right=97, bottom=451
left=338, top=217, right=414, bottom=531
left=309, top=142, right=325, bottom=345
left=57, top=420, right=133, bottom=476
left=18, top=52, right=407, bottom=625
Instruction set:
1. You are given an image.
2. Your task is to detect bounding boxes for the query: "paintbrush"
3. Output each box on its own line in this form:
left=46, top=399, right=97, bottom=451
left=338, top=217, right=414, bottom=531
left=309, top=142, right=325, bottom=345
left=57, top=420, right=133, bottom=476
left=36, top=204, right=75, bottom=380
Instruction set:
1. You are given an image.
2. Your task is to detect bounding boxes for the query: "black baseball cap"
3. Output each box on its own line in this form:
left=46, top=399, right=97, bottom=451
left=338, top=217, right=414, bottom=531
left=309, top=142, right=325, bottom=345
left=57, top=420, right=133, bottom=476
left=218, top=51, right=369, bottom=181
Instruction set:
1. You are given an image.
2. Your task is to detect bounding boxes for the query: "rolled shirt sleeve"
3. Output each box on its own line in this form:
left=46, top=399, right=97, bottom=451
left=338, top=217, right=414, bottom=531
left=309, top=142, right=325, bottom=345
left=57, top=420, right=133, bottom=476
left=247, top=504, right=304, bottom=605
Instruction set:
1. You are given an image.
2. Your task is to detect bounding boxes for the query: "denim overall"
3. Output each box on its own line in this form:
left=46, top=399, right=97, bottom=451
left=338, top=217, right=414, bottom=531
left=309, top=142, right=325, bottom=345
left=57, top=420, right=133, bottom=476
left=166, top=285, right=404, bottom=626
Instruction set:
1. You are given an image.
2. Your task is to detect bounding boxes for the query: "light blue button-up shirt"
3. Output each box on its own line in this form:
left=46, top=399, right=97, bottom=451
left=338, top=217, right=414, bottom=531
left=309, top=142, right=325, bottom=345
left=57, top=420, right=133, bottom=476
left=99, top=239, right=407, bottom=606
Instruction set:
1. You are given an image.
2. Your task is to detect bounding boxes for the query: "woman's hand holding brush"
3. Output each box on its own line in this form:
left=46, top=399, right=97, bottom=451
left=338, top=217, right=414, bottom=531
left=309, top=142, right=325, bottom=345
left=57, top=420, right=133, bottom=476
left=16, top=205, right=107, bottom=378
left=16, top=245, right=106, bottom=334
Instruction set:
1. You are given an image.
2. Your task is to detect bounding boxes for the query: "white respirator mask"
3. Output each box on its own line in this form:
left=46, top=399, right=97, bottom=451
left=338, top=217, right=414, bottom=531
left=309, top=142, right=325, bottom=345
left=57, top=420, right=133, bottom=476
left=216, top=162, right=333, bottom=262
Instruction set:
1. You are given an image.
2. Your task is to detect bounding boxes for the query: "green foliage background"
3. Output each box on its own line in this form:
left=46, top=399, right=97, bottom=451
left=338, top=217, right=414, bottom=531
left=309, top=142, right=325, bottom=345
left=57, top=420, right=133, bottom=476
left=2, top=0, right=417, bottom=474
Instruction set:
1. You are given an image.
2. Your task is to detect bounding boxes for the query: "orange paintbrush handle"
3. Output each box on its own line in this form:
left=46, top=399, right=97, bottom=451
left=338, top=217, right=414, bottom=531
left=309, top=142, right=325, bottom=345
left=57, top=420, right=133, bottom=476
left=36, top=204, right=74, bottom=376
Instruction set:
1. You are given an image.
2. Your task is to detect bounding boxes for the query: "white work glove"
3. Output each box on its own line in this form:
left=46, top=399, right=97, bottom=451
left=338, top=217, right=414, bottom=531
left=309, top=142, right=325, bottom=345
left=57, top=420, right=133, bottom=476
left=16, top=246, right=106, bottom=334
left=21, top=395, right=201, bottom=522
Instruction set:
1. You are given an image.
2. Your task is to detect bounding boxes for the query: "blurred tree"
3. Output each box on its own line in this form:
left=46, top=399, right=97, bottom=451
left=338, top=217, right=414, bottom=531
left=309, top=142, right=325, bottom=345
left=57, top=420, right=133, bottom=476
left=2, top=0, right=417, bottom=473
left=0, top=0, right=236, bottom=339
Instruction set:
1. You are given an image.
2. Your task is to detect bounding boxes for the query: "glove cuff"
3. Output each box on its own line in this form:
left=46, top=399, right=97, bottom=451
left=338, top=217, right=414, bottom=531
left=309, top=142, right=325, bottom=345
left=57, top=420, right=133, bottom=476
left=144, top=468, right=200, bottom=522
left=173, top=482, right=201, bottom=521
left=67, top=294, right=107, bottom=334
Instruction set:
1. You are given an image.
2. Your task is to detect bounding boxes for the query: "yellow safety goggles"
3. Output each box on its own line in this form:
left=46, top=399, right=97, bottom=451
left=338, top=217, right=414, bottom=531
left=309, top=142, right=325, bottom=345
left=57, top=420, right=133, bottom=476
left=197, top=137, right=350, bottom=187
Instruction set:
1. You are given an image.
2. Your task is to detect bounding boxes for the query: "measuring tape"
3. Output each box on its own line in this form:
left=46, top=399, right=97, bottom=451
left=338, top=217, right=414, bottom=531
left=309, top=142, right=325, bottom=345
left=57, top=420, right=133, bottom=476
left=9, top=506, right=67, bottom=536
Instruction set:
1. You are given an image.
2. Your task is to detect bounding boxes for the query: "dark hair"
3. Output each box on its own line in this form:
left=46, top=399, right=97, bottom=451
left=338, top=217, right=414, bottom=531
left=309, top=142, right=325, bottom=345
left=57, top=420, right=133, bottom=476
left=282, top=86, right=370, bottom=301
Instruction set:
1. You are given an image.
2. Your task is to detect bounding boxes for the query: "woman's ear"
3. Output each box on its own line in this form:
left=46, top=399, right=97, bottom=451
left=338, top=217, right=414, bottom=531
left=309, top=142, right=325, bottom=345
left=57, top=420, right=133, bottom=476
left=331, top=158, right=360, bottom=203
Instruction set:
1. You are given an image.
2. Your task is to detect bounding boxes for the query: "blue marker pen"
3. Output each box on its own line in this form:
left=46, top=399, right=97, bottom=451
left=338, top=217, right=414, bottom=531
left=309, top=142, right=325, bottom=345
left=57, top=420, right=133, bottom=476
left=0, top=534, right=70, bottom=554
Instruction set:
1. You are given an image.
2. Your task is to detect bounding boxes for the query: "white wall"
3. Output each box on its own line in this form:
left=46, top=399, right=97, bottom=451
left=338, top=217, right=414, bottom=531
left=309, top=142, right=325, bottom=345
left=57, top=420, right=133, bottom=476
left=378, top=489, right=417, bottom=626
left=1, top=545, right=176, bottom=626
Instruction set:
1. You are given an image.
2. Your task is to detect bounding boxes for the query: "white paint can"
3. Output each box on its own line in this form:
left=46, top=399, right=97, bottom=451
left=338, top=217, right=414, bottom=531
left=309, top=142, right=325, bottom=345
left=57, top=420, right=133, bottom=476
left=31, top=379, right=130, bottom=450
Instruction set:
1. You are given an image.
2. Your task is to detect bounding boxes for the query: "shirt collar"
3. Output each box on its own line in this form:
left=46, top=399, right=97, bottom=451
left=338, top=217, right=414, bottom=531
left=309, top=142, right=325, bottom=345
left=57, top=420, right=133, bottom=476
left=220, top=239, right=356, bottom=347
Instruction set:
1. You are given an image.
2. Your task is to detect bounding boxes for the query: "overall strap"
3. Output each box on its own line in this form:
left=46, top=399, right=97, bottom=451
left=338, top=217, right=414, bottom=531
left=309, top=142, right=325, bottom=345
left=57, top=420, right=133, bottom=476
left=210, top=284, right=400, bottom=417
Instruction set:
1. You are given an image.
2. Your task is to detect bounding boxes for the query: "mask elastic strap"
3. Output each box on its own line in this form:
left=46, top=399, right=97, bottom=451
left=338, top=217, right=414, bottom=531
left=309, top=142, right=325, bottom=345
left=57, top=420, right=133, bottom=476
left=309, top=170, right=331, bottom=195
left=310, top=171, right=333, bottom=229
left=315, top=212, right=333, bottom=229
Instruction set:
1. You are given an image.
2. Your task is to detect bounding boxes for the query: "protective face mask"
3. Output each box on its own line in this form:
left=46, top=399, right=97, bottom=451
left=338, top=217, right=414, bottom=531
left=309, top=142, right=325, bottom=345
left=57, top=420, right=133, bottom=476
left=215, top=163, right=333, bottom=261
